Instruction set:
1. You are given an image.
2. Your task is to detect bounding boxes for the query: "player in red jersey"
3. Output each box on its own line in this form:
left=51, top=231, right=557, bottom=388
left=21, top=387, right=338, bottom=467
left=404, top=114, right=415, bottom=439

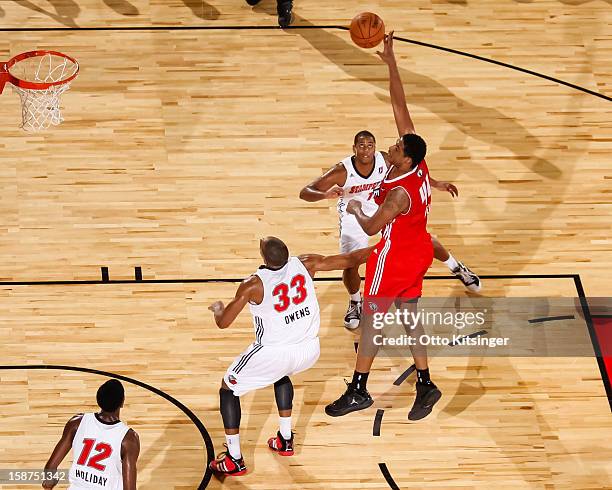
left=325, top=32, right=445, bottom=421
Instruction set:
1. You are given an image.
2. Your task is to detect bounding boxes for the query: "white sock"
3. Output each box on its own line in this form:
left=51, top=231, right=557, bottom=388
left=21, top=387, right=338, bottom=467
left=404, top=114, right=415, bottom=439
left=225, top=433, right=241, bottom=459
left=444, top=254, right=459, bottom=271
left=279, top=416, right=292, bottom=440
left=350, top=292, right=361, bottom=302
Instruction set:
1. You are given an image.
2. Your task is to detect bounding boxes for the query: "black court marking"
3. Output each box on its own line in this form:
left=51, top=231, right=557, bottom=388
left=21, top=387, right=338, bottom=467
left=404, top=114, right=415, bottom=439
left=0, top=25, right=340, bottom=32
left=0, top=26, right=608, bottom=101
left=393, top=364, right=416, bottom=386
left=373, top=409, right=384, bottom=436
left=0, top=365, right=214, bottom=489
left=100, top=267, right=109, bottom=282
left=378, top=463, right=400, bottom=490
left=528, top=315, right=575, bottom=324
left=448, top=329, right=488, bottom=347
left=0, top=273, right=584, bottom=286
left=135, top=267, right=143, bottom=282
left=382, top=31, right=612, bottom=103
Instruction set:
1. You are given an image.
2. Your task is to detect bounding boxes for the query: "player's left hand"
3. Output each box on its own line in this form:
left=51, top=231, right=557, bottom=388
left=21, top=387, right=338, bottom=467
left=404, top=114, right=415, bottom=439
left=208, top=301, right=224, bottom=314
left=376, top=31, right=396, bottom=65
left=346, top=199, right=362, bottom=215
left=436, top=181, right=458, bottom=198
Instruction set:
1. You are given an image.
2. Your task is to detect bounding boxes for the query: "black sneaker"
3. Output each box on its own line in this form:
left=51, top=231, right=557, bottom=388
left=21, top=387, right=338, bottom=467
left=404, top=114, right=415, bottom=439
left=452, top=262, right=482, bottom=292
left=277, top=0, right=293, bottom=27
left=245, top=0, right=261, bottom=5
left=344, top=300, right=362, bottom=330
left=325, top=380, right=374, bottom=417
left=408, top=382, right=442, bottom=421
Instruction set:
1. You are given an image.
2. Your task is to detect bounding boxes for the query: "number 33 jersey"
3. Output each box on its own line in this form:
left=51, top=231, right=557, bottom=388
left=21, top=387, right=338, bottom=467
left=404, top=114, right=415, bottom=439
left=69, top=413, right=130, bottom=490
left=248, top=257, right=320, bottom=347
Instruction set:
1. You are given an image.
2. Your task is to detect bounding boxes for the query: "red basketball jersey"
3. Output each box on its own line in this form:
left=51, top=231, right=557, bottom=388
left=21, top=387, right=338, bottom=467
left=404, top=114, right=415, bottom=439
left=363, top=160, right=433, bottom=305
left=372, top=160, right=431, bottom=246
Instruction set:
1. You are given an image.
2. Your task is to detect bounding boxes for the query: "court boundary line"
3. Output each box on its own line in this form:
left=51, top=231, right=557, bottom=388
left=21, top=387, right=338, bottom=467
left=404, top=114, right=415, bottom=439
left=0, top=271, right=586, bottom=286
left=0, top=364, right=214, bottom=490
left=0, top=24, right=609, bottom=101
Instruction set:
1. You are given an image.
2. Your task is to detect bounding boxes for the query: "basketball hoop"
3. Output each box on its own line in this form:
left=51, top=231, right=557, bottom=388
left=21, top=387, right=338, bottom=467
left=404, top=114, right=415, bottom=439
left=0, top=50, right=79, bottom=131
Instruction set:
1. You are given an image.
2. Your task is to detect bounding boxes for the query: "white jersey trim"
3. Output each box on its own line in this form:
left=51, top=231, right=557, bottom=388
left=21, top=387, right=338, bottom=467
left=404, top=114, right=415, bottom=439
left=384, top=164, right=419, bottom=183
left=369, top=222, right=393, bottom=295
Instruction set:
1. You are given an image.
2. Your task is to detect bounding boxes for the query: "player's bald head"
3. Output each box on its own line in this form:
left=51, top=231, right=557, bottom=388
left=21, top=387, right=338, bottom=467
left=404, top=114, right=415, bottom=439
left=260, top=236, right=289, bottom=269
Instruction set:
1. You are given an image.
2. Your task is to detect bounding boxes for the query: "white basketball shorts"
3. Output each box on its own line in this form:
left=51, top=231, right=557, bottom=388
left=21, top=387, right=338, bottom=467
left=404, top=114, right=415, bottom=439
left=339, top=214, right=370, bottom=254
left=224, top=338, right=320, bottom=397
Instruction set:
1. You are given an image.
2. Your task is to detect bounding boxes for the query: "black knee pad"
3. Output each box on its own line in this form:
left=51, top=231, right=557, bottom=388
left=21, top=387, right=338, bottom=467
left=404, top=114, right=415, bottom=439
left=274, top=376, right=294, bottom=411
left=219, top=387, right=241, bottom=429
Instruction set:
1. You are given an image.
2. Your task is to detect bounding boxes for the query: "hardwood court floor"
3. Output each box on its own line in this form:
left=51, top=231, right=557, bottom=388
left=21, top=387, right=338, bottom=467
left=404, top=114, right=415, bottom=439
left=0, top=0, right=611, bottom=488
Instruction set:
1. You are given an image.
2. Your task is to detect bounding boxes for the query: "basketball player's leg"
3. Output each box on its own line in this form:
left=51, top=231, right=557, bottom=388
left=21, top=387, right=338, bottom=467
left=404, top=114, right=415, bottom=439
left=211, top=344, right=289, bottom=475
left=268, top=376, right=295, bottom=455
left=209, top=379, right=247, bottom=476
left=325, top=310, right=380, bottom=416
left=340, top=228, right=369, bottom=329
left=268, top=337, right=319, bottom=454
left=326, top=247, right=392, bottom=416
left=431, top=235, right=482, bottom=292
left=395, top=298, right=442, bottom=420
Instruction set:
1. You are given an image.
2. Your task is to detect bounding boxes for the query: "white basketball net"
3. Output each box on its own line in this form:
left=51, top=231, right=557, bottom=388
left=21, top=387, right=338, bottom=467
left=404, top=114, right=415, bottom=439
left=11, top=53, right=78, bottom=131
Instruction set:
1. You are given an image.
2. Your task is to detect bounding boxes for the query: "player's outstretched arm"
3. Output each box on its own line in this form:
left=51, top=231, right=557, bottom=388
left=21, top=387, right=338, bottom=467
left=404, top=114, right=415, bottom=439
left=209, top=275, right=262, bottom=329
left=42, top=415, right=82, bottom=489
left=376, top=31, right=416, bottom=136
left=299, top=247, right=374, bottom=277
left=299, top=163, right=346, bottom=202
left=121, top=429, right=140, bottom=490
left=429, top=177, right=458, bottom=198
left=347, top=187, right=409, bottom=236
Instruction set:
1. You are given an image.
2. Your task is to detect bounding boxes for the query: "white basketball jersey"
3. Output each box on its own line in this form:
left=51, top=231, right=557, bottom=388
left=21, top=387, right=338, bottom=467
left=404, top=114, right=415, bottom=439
left=248, top=257, right=320, bottom=346
left=68, top=413, right=130, bottom=490
left=337, top=151, right=387, bottom=220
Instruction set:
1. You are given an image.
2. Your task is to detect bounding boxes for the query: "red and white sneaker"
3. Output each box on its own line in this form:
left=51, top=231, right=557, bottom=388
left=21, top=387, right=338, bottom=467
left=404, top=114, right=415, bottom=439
left=267, top=431, right=294, bottom=456
left=209, top=445, right=247, bottom=476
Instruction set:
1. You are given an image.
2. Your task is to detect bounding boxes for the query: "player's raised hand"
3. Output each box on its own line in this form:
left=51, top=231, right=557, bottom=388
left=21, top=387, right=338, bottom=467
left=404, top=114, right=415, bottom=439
left=376, top=31, right=396, bottom=65
left=346, top=199, right=363, bottom=215
left=208, top=301, right=225, bottom=314
left=324, top=186, right=344, bottom=199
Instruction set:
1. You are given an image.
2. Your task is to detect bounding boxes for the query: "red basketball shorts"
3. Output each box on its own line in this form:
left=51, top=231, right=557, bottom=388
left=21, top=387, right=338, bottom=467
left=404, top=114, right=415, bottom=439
left=363, top=238, right=433, bottom=314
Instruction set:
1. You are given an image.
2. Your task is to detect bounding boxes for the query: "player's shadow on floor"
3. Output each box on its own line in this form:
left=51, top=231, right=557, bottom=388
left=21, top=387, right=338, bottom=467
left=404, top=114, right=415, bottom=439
left=293, top=15, right=560, bottom=181
left=11, top=0, right=80, bottom=27
left=251, top=1, right=277, bottom=17
left=285, top=14, right=583, bottom=277
left=103, top=0, right=139, bottom=16
left=181, top=0, right=220, bottom=20
left=139, top=418, right=207, bottom=489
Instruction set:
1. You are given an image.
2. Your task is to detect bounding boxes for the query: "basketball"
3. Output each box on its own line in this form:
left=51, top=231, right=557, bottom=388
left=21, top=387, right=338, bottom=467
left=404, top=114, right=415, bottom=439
left=349, top=12, right=385, bottom=49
